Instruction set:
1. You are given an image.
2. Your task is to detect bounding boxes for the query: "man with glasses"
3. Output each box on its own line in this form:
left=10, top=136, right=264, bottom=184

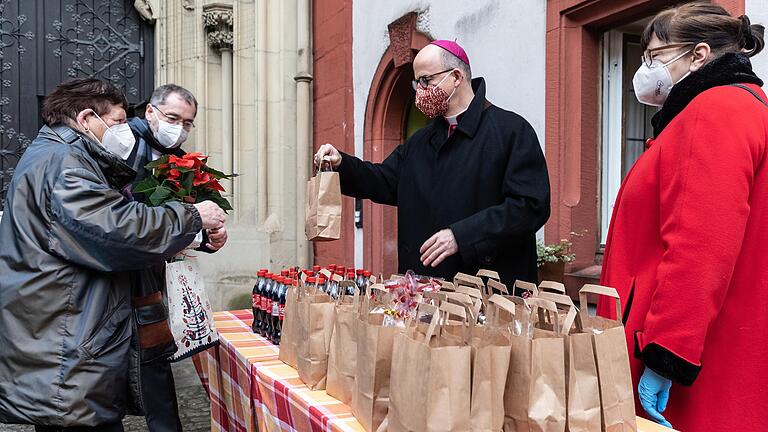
left=314, top=40, right=550, bottom=288
left=127, top=84, right=228, bottom=431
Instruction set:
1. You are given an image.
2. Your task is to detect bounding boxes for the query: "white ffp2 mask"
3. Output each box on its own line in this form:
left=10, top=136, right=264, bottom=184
left=633, top=49, right=692, bottom=107
left=151, top=106, right=187, bottom=149
left=88, top=112, right=136, bottom=160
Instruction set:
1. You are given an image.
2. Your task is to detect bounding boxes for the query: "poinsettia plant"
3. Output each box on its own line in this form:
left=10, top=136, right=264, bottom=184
left=133, top=152, right=235, bottom=212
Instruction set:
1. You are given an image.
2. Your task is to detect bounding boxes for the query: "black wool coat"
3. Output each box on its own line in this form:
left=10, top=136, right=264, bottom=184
left=338, top=78, right=550, bottom=286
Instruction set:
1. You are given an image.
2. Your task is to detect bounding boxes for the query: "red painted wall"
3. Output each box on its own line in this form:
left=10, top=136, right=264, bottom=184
left=544, top=0, right=745, bottom=278
left=312, top=0, right=356, bottom=268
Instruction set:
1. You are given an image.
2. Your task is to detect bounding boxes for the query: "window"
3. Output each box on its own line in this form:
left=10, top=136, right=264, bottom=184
left=600, top=25, right=657, bottom=245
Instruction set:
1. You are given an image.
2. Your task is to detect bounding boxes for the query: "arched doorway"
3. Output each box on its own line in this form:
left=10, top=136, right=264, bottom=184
left=362, top=13, right=430, bottom=277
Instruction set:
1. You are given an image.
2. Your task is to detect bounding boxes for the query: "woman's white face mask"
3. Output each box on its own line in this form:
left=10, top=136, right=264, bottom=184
left=85, top=111, right=136, bottom=160
left=633, top=49, right=693, bottom=107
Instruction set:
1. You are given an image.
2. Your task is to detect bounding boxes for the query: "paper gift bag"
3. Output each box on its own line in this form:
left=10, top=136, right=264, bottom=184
left=536, top=292, right=601, bottom=432
left=579, top=285, right=637, bottom=432
left=471, top=295, right=515, bottom=432
left=352, top=284, right=397, bottom=432
left=278, top=274, right=302, bottom=368
left=327, top=281, right=360, bottom=405
left=389, top=303, right=472, bottom=432
left=296, top=280, right=336, bottom=390
left=305, top=166, right=341, bottom=241
left=165, top=256, right=219, bottom=361
left=503, top=297, right=569, bottom=432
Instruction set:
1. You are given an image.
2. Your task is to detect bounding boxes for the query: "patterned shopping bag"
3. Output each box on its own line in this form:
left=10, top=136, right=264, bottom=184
left=165, top=255, right=219, bottom=361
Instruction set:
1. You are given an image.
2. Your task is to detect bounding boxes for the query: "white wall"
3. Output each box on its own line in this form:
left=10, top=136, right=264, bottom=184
left=747, top=0, right=768, bottom=80
left=351, top=0, right=548, bottom=263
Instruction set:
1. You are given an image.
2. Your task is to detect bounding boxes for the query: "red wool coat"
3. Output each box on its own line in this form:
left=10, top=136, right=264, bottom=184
left=599, top=83, right=768, bottom=431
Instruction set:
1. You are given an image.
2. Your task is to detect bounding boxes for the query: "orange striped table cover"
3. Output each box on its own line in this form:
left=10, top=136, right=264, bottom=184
left=193, top=309, right=673, bottom=432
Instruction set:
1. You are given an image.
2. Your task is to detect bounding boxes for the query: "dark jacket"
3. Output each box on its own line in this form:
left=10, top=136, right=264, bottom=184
left=339, top=78, right=550, bottom=285
left=0, top=124, right=201, bottom=426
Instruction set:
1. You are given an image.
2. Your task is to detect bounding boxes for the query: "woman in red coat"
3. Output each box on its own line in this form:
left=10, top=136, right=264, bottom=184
left=599, top=3, right=767, bottom=431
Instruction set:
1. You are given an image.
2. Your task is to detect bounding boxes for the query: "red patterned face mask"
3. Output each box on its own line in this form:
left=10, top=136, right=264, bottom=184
left=415, top=73, right=456, bottom=118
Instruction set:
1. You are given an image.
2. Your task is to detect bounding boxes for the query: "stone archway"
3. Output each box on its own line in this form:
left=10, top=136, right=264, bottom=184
left=362, top=13, right=431, bottom=276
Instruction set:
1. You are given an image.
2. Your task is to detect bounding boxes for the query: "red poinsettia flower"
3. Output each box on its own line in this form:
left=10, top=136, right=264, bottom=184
left=169, top=155, right=195, bottom=169
left=208, top=179, right=225, bottom=192
left=193, top=170, right=211, bottom=187
left=167, top=168, right=181, bottom=181
left=182, top=152, right=206, bottom=170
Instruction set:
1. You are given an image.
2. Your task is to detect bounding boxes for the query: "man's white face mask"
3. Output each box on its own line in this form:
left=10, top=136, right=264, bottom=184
left=149, top=104, right=188, bottom=149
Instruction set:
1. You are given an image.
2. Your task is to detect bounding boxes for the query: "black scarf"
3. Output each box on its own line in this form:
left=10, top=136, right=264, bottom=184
left=652, top=52, right=763, bottom=137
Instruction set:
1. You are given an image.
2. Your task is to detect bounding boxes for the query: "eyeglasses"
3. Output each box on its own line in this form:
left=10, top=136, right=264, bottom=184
left=641, top=43, right=695, bottom=67
left=412, top=69, right=454, bottom=90
left=152, top=105, right=196, bottom=130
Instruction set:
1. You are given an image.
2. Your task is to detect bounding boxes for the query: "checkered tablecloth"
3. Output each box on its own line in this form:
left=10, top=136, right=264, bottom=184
left=193, top=310, right=673, bottom=432
left=192, top=310, right=363, bottom=432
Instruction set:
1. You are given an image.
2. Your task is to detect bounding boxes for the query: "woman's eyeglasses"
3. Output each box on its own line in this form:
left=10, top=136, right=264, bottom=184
left=641, top=43, right=695, bottom=67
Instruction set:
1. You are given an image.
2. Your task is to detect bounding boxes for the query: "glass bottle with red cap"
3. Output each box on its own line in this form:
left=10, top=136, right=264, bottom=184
left=252, top=269, right=267, bottom=332
left=316, top=275, right=327, bottom=294
left=262, top=274, right=275, bottom=337
left=269, top=277, right=283, bottom=343
left=257, top=273, right=267, bottom=336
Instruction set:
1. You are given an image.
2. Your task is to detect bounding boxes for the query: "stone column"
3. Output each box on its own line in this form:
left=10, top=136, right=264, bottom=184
left=295, top=0, right=313, bottom=268
left=203, top=5, right=235, bottom=206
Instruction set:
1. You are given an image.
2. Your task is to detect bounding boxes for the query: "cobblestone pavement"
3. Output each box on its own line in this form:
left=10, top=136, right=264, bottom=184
left=0, top=360, right=211, bottom=432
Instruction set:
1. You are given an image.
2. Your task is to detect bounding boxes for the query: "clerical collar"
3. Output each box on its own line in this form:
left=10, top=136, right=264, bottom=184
left=444, top=107, right=468, bottom=125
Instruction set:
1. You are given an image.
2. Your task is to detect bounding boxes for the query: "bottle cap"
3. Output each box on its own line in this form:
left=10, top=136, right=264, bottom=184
left=363, top=271, right=372, bottom=277
left=356, top=269, right=364, bottom=275
left=307, top=277, right=316, bottom=283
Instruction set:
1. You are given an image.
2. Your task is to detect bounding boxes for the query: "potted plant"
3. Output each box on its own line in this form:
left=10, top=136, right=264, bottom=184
left=537, top=239, right=576, bottom=283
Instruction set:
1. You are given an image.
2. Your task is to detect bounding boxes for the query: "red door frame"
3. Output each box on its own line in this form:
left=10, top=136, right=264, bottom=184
left=544, top=0, right=744, bottom=274
left=362, top=13, right=430, bottom=276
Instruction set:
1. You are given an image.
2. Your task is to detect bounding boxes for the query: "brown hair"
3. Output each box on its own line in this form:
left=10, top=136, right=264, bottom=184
left=41, top=77, right=128, bottom=126
left=641, top=2, right=765, bottom=57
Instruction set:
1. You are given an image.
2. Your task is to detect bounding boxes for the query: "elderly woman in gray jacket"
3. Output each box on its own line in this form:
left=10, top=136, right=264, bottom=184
left=0, top=78, right=225, bottom=432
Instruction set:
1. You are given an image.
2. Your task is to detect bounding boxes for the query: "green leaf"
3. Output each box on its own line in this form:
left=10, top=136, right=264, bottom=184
left=148, top=186, right=173, bottom=207
left=201, top=165, right=237, bottom=179
left=133, top=176, right=160, bottom=194
left=145, top=155, right=170, bottom=169
left=209, top=194, right=233, bottom=212
left=181, top=171, right=194, bottom=195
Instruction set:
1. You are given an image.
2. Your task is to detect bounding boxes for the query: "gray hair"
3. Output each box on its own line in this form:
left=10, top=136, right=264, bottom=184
left=149, top=84, right=198, bottom=111
left=440, top=50, right=472, bottom=81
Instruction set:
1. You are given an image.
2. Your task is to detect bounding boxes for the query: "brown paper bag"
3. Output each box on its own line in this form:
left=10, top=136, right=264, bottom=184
left=580, top=285, right=637, bottom=432
left=539, top=280, right=567, bottom=295
left=326, top=281, right=360, bottom=405
left=352, top=284, right=397, bottom=432
left=471, top=295, right=516, bottom=432
left=278, top=277, right=300, bottom=368
left=389, top=303, right=472, bottom=432
left=536, top=291, right=601, bottom=432
left=514, top=280, right=539, bottom=297
left=295, top=280, right=336, bottom=390
left=305, top=167, right=341, bottom=241
left=502, top=297, right=569, bottom=432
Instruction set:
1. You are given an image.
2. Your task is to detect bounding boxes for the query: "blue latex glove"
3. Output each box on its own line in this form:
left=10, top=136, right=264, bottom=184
left=638, top=367, right=674, bottom=429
